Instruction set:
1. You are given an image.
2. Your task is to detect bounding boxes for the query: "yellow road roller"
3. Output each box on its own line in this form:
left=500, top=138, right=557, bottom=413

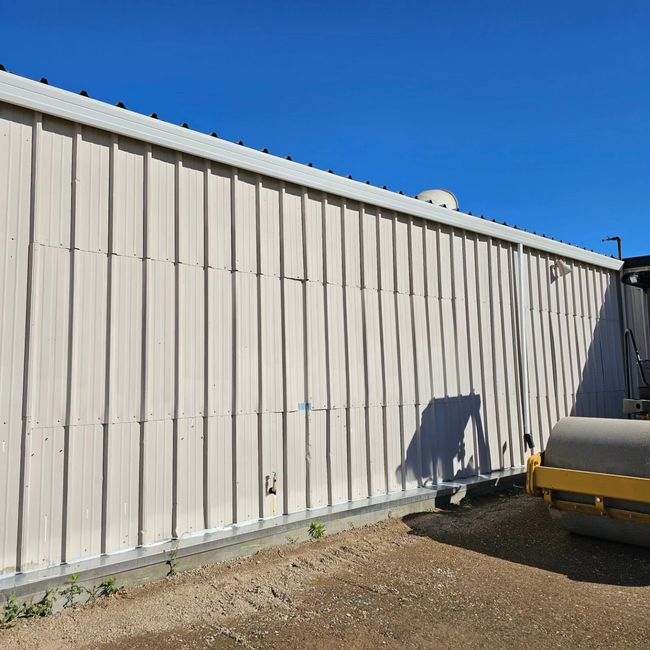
left=527, top=254, right=650, bottom=546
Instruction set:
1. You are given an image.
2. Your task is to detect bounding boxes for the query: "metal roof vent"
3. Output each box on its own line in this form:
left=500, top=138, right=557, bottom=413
left=416, top=189, right=459, bottom=210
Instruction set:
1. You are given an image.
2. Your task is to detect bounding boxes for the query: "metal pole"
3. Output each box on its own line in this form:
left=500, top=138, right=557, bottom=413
left=518, top=243, right=534, bottom=450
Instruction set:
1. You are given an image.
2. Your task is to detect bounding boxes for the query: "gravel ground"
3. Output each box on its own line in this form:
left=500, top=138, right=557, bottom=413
left=4, top=488, right=650, bottom=649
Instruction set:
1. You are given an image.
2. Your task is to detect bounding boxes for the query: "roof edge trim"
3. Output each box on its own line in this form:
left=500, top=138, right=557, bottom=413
left=0, top=71, right=622, bottom=271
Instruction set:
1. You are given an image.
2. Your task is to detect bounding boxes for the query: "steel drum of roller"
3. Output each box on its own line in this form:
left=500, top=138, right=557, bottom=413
left=527, top=417, right=650, bottom=547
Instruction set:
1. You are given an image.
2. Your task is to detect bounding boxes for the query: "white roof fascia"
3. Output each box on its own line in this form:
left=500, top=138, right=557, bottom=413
left=0, top=71, right=622, bottom=271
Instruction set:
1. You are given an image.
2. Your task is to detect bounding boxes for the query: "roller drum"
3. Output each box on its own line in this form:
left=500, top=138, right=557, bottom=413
left=544, top=417, right=650, bottom=546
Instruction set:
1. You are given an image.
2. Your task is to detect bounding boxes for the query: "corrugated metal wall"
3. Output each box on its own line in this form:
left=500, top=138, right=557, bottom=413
left=0, top=101, right=627, bottom=576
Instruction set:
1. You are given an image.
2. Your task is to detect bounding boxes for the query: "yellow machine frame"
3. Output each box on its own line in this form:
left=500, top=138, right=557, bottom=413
left=526, top=453, right=650, bottom=524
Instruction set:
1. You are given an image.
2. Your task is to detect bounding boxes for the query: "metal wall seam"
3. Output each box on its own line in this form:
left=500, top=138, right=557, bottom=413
left=407, top=218, right=422, bottom=486
left=358, top=205, right=373, bottom=499
left=255, top=174, right=263, bottom=521
left=321, top=195, right=333, bottom=506
left=300, top=189, right=310, bottom=508
left=375, top=210, right=390, bottom=494
left=341, top=200, right=353, bottom=502
left=0, top=104, right=32, bottom=574
left=391, top=216, right=406, bottom=490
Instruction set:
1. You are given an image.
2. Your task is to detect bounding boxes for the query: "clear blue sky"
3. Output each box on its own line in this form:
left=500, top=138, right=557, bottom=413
left=2, top=1, right=649, bottom=257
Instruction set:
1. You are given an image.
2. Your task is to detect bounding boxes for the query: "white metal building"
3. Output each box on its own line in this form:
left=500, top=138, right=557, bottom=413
left=0, top=70, right=629, bottom=579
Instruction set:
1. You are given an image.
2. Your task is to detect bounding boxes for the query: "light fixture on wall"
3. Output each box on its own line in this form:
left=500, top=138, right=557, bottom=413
left=550, top=258, right=572, bottom=282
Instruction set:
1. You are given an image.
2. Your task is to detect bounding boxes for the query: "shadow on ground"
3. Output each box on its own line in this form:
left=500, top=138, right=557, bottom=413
left=404, top=489, right=650, bottom=587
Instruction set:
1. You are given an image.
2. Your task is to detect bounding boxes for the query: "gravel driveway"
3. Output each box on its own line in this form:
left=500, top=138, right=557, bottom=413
left=4, top=489, right=650, bottom=649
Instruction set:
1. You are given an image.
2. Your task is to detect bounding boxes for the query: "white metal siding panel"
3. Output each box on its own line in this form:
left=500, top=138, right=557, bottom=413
left=385, top=405, right=402, bottom=492
left=234, top=172, right=257, bottom=274
left=29, top=244, right=70, bottom=427
left=178, top=264, right=205, bottom=418
left=349, top=407, right=368, bottom=500
left=206, top=163, right=232, bottom=270
left=284, top=279, right=305, bottom=412
left=104, top=422, right=139, bottom=553
left=207, top=269, right=233, bottom=415
left=69, top=250, right=107, bottom=425
left=0, top=423, right=21, bottom=574
left=260, top=275, right=283, bottom=413
left=0, top=103, right=31, bottom=574
left=453, top=234, right=472, bottom=397
left=440, top=299, right=457, bottom=397
left=362, top=207, right=378, bottom=290
left=326, top=284, right=347, bottom=409
left=394, top=217, right=410, bottom=294
left=34, top=115, right=73, bottom=249
left=108, top=255, right=143, bottom=423
left=144, top=260, right=175, bottom=420
left=305, top=191, right=324, bottom=283
left=438, top=227, right=453, bottom=300
left=364, top=289, right=383, bottom=407
left=381, top=291, right=400, bottom=405
left=343, top=203, right=361, bottom=288
left=75, top=127, right=110, bottom=253
left=207, top=268, right=232, bottom=416
left=368, top=406, right=385, bottom=496
left=112, top=138, right=144, bottom=257
left=21, top=427, right=65, bottom=570
left=175, top=417, right=204, bottom=537
left=235, top=272, right=258, bottom=414
left=147, top=146, right=176, bottom=262
left=402, top=404, right=419, bottom=489
left=329, top=409, right=348, bottom=504
left=286, top=411, right=306, bottom=513
left=308, top=409, right=328, bottom=509
left=425, top=225, right=439, bottom=299
left=261, top=412, right=282, bottom=519
left=178, top=156, right=205, bottom=267
left=378, top=213, right=394, bottom=292
left=282, top=185, right=304, bottom=280
left=397, top=293, right=416, bottom=405
left=65, top=424, right=103, bottom=562
left=141, top=420, right=173, bottom=544
left=346, top=287, right=365, bottom=408
left=324, top=198, right=343, bottom=286
left=428, top=296, right=445, bottom=400
left=259, top=179, right=281, bottom=277
left=411, top=222, right=425, bottom=296
left=306, top=281, right=327, bottom=410
left=412, top=295, right=431, bottom=404
left=236, top=413, right=258, bottom=523
left=206, top=415, right=233, bottom=529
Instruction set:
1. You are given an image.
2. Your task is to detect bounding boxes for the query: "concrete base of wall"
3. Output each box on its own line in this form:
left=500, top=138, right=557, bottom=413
left=0, top=467, right=523, bottom=604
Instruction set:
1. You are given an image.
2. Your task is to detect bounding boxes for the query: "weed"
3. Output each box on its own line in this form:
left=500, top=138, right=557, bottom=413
left=285, top=535, right=298, bottom=544
left=20, top=589, right=57, bottom=619
left=97, top=577, right=121, bottom=598
left=61, top=574, right=85, bottom=608
left=84, top=584, right=101, bottom=604
left=167, top=545, right=179, bottom=577
left=0, top=594, right=21, bottom=629
left=308, top=521, right=326, bottom=539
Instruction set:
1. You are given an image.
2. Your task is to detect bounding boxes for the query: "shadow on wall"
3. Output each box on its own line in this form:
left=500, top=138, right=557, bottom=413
left=396, top=273, right=627, bottom=488
left=397, top=392, right=491, bottom=488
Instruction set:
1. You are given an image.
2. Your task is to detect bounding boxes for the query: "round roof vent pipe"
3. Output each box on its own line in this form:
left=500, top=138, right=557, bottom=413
left=416, top=189, right=459, bottom=211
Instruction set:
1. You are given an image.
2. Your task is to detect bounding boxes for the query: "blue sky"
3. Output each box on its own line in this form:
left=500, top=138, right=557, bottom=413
left=2, top=1, right=649, bottom=257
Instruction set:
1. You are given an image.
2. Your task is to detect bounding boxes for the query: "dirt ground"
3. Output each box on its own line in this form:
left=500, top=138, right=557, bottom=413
left=4, top=488, right=650, bottom=649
